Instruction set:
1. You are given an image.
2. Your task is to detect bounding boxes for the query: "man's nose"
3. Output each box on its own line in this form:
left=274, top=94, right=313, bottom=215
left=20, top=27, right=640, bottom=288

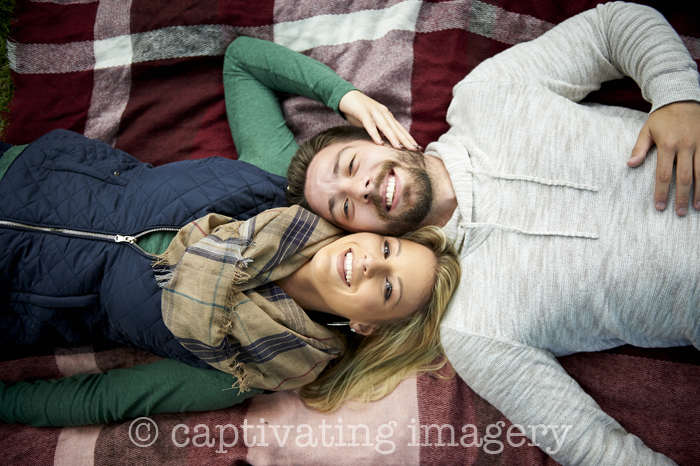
left=350, top=176, right=372, bottom=203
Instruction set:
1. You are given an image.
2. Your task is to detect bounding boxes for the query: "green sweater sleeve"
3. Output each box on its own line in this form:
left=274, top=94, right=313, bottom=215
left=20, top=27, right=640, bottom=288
left=0, top=144, right=27, bottom=182
left=223, top=36, right=357, bottom=177
left=0, top=359, right=262, bottom=426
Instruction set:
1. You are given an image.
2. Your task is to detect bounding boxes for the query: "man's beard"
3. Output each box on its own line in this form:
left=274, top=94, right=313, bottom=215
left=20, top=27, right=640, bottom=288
left=371, top=148, right=434, bottom=236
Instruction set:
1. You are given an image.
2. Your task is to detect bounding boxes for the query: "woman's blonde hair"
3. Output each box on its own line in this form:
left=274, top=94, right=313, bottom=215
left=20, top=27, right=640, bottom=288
left=300, top=225, right=460, bottom=412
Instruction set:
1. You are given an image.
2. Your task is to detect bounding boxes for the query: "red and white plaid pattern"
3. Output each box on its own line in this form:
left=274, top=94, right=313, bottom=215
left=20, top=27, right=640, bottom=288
left=8, top=0, right=698, bottom=164
left=3, top=1, right=700, bottom=464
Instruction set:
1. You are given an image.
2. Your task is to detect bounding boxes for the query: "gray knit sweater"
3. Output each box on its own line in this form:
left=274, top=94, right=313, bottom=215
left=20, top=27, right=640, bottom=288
left=430, top=3, right=700, bottom=465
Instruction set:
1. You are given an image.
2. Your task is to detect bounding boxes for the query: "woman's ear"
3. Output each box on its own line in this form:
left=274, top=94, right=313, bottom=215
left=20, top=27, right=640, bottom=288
left=350, top=321, right=377, bottom=336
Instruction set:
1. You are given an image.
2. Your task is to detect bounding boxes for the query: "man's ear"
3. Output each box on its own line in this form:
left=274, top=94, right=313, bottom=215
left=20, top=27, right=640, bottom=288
left=350, top=321, right=377, bottom=336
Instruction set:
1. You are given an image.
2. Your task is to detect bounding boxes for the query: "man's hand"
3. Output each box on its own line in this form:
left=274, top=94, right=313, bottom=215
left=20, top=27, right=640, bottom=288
left=628, top=101, right=700, bottom=216
left=339, top=90, right=419, bottom=151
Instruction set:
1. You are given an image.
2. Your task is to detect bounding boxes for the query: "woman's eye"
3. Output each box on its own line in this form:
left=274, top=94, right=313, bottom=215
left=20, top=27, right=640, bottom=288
left=384, top=279, right=393, bottom=301
left=343, top=199, right=349, bottom=218
left=349, top=156, right=355, bottom=174
left=383, top=240, right=391, bottom=258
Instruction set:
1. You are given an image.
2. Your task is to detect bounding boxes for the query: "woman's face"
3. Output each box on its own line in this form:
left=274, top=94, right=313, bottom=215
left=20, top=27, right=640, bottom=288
left=309, top=232, right=437, bottom=333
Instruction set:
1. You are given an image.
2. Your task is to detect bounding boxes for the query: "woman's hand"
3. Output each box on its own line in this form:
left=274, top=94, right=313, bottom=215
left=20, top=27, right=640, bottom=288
left=339, top=90, right=419, bottom=151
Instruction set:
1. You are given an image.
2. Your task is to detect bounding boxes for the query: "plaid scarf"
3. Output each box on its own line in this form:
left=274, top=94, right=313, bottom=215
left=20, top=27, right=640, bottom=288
left=157, top=206, right=344, bottom=392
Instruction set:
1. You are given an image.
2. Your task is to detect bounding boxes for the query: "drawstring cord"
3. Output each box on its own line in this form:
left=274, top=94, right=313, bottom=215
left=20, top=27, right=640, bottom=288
left=465, top=167, right=599, bottom=193
left=463, top=166, right=600, bottom=240
left=462, top=222, right=599, bottom=240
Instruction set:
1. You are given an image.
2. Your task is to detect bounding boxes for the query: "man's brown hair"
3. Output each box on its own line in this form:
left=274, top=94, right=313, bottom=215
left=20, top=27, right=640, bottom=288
left=286, top=125, right=374, bottom=209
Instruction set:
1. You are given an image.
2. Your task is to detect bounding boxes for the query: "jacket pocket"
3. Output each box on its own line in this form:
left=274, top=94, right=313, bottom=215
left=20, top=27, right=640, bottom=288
left=42, top=160, right=128, bottom=187
left=11, top=291, right=100, bottom=308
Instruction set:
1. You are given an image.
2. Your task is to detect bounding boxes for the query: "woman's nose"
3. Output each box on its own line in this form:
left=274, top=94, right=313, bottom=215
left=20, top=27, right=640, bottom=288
left=362, top=253, right=379, bottom=277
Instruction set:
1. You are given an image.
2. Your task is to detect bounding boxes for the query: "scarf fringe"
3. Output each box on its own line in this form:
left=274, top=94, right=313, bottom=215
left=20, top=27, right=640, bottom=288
left=153, top=266, right=174, bottom=289
left=220, top=316, right=251, bottom=393
left=229, top=258, right=253, bottom=288
left=229, top=354, right=251, bottom=392
left=152, top=254, right=253, bottom=290
left=152, top=253, right=178, bottom=289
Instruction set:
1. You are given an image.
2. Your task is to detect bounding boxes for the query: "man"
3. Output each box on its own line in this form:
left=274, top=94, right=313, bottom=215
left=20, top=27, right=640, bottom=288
left=285, top=3, right=700, bottom=465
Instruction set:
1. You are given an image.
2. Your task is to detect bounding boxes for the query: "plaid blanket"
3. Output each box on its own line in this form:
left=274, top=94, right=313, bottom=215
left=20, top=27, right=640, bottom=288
left=1, top=343, right=699, bottom=465
left=7, top=0, right=699, bottom=164
left=3, top=0, right=700, bottom=464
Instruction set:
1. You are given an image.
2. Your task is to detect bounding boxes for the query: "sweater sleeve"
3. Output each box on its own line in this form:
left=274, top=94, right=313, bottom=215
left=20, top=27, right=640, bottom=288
left=0, top=358, right=263, bottom=427
left=441, top=328, right=677, bottom=466
left=223, top=36, right=358, bottom=177
left=461, top=2, right=700, bottom=113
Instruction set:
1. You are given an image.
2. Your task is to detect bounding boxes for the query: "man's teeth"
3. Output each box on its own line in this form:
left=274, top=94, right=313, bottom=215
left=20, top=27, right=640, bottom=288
left=386, top=175, right=396, bottom=208
left=345, top=252, right=353, bottom=286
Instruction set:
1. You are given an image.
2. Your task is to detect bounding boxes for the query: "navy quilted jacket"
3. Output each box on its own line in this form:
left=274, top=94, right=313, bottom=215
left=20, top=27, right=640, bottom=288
left=0, top=130, right=286, bottom=367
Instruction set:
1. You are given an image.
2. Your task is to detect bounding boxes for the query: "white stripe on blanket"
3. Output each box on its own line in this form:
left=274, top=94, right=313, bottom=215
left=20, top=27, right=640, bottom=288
left=273, top=1, right=422, bottom=52
left=83, top=0, right=133, bottom=145
left=246, top=377, right=420, bottom=465
left=55, top=346, right=101, bottom=377
left=54, top=425, right=103, bottom=466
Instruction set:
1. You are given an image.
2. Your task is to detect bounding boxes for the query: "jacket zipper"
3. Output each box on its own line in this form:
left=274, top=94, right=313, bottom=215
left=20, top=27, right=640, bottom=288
left=0, top=219, right=179, bottom=259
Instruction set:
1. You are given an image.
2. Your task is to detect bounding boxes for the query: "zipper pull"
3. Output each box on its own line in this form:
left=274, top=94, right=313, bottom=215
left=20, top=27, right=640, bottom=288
left=115, top=235, right=136, bottom=244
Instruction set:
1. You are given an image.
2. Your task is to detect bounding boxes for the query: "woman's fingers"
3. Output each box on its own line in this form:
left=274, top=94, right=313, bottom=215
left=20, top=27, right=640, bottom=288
left=377, top=109, right=417, bottom=150
left=360, top=113, right=385, bottom=146
left=339, top=91, right=419, bottom=151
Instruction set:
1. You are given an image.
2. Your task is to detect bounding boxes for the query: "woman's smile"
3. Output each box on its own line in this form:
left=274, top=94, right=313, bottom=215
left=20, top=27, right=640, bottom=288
left=337, top=248, right=354, bottom=287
